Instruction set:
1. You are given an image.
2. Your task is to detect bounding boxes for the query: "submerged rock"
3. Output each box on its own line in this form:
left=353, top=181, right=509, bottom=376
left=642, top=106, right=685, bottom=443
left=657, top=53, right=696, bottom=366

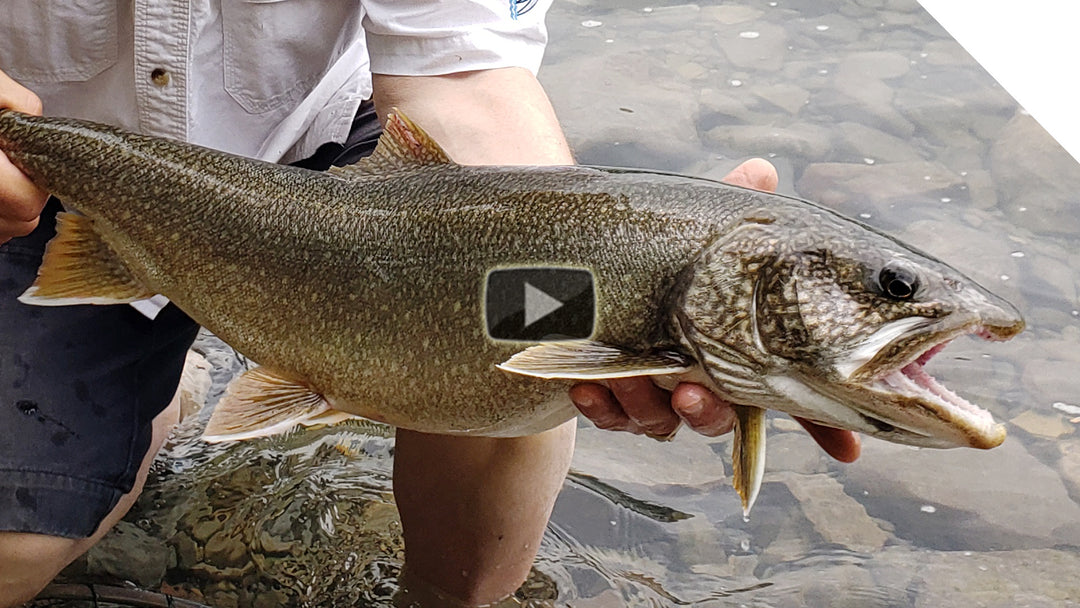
left=796, top=160, right=963, bottom=207
left=841, top=437, right=1080, bottom=550
left=1009, top=410, right=1075, bottom=439
left=772, top=471, right=890, bottom=553
left=991, top=112, right=1080, bottom=237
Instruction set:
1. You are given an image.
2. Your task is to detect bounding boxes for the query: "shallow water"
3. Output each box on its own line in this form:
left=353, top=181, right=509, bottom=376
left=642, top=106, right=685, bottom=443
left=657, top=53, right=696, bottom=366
left=43, top=0, right=1080, bottom=606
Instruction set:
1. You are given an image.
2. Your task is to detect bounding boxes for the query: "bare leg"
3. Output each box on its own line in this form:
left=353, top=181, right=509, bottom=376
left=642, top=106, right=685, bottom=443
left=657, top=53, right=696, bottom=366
left=0, top=395, right=179, bottom=608
left=393, top=420, right=575, bottom=606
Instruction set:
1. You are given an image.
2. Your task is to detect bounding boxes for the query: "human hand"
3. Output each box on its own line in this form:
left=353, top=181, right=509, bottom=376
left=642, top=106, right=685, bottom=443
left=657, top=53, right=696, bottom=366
left=569, top=158, right=861, bottom=463
left=0, top=68, right=48, bottom=243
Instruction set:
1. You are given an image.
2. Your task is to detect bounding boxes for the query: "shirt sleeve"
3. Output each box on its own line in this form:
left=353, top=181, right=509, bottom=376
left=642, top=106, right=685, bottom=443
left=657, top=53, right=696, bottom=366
left=362, top=0, right=553, bottom=76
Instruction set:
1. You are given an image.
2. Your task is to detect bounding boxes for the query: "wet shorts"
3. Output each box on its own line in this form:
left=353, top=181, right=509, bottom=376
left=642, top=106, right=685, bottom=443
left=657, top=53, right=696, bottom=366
left=0, top=100, right=380, bottom=538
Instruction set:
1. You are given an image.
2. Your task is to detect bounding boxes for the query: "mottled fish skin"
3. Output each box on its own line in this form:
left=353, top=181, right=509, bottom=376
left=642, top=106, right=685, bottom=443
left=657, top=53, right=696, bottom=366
left=0, top=111, right=743, bottom=434
left=0, top=111, right=1023, bottom=451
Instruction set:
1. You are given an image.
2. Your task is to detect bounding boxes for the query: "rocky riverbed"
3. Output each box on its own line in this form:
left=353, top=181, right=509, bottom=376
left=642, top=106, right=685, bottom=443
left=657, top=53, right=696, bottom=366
left=36, top=0, right=1080, bottom=606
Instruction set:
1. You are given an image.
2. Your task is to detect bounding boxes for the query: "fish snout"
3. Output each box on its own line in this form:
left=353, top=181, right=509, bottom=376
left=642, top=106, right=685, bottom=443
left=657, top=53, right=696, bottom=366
left=975, top=293, right=1025, bottom=342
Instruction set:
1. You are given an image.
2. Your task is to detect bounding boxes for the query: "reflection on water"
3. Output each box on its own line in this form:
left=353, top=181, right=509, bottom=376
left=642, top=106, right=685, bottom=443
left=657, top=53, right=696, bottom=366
left=42, top=0, right=1080, bottom=606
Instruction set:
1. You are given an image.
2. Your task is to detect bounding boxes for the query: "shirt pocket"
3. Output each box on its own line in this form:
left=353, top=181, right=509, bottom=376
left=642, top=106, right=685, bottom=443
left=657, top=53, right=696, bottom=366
left=0, top=0, right=118, bottom=83
left=221, top=0, right=360, bottom=115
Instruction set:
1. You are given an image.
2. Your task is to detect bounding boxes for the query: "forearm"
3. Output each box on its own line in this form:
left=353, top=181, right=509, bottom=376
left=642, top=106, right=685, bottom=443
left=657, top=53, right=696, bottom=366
left=373, top=67, right=576, bottom=605
left=372, top=68, right=573, bottom=166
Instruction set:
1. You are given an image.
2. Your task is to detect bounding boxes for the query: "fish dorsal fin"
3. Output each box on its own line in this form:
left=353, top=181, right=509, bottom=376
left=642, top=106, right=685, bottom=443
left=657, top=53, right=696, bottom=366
left=497, top=341, right=693, bottom=380
left=328, top=108, right=452, bottom=179
left=731, top=405, right=767, bottom=518
left=18, top=211, right=155, bottom=306
left=202, top=366, right=357, bottom=442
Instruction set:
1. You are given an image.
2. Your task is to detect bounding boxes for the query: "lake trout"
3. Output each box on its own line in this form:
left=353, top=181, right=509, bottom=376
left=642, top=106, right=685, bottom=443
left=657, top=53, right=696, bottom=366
left=0, top=110, right=1023, bottom=515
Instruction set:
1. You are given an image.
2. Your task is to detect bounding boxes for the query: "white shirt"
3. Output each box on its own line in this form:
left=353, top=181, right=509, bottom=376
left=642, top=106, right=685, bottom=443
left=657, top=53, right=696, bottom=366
left=0, top=0, right=552, bottom=164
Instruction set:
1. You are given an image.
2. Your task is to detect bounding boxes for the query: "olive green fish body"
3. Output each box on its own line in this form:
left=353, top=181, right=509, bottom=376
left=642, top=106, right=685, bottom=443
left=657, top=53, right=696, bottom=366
left=0, top=111, right=759, bottom=433
left=0, top=110, right=1025, bottom=514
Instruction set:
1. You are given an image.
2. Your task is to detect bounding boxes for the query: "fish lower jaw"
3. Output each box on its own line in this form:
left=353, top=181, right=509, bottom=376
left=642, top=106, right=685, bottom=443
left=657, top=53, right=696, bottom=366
left=870, top=361, right=1005, bottom=448
left=879, top=361, right=994, bottom=424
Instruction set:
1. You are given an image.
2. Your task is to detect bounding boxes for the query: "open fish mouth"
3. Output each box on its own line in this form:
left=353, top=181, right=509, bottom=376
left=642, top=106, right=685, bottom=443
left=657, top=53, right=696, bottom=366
left=852, top=319, right=1023, bottom=449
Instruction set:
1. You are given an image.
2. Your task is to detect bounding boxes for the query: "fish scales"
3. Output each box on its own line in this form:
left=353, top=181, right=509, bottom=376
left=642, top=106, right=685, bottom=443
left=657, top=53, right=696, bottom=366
left=0, top=110, right=1024, bottom=514
left=0, top=112, right=759, bottom=432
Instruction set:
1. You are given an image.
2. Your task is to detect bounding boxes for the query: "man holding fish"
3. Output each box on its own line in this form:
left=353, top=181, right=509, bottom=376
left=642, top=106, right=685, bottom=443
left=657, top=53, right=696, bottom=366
left=0, top=1, right=876, bottom=606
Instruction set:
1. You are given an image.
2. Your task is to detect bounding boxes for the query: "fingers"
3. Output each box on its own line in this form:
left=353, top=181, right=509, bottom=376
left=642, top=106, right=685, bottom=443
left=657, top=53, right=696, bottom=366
left=0, top=68, right=47, bottom=244
left=570, top=378, right=681, bottom=438
left=721, top=157, right=779, bottom=193
left=570, top=379, right=737, bottom=439
left=569, top=383, right=637, bottom=433
left=608, top=377, right=681, bottom=438
left=0, top=152, right=47, bottom=243
left=794, top=417, right=862, bottom=463
left=0, top=69, right=43, bottom=116
left=670, top=383, right=736, bottom=436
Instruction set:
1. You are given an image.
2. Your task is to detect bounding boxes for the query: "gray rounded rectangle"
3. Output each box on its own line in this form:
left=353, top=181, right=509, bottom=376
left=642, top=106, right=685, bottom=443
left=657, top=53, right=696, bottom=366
left=484, top=267, right=596, bottom=341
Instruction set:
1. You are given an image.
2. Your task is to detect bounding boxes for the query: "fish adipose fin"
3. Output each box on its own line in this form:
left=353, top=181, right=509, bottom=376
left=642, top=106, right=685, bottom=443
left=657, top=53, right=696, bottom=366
left=732, top=405, right=767, bottom=518
left=203, top=366, right=358, bottom=443
left=18, top=212, right=155, bottom=306
left=497, top=341, right=693, bottom=380
left=329, top=108, right=452, bottom=179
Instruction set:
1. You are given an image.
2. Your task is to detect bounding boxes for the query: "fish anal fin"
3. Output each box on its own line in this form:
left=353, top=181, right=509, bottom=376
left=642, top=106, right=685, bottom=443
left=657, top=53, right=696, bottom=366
left=18, top=212, right=154, bottom=306
left=328, top=108, right=452, bottom=179
left=497, top=341, right=693, bottom=380
left=732, top=405, right=767, bottom=518
left=203, top=367, right=355, bottom=442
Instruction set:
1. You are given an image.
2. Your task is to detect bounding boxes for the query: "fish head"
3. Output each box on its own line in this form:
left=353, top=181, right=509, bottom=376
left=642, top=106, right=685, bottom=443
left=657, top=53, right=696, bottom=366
left=678, top=196, right=1024, bottom=449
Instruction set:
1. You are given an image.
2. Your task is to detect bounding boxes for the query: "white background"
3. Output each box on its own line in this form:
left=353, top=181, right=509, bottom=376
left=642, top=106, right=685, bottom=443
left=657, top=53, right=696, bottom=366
left=917, top=1, right=1080, bottom=163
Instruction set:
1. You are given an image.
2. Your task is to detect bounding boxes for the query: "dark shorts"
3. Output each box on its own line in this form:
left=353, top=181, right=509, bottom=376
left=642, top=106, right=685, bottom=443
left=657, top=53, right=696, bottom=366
left=0, top=100, right=380, bottom=538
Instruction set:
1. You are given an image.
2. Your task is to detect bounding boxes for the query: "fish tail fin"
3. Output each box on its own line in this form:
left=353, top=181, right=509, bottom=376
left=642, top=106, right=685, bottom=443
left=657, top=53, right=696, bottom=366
left=732, top=405, right=767, bottom=518
left=18, top=211, right=155, bottom=306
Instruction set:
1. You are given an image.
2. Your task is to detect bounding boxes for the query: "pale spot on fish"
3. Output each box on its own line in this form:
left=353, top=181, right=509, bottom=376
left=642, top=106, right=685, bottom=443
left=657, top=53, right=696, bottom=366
left=920, top=505, right=937, bottom=513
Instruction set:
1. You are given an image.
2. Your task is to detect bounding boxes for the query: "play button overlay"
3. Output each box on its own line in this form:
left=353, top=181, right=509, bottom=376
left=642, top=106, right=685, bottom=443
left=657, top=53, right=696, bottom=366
left=485, top=267, right=595, bottom=341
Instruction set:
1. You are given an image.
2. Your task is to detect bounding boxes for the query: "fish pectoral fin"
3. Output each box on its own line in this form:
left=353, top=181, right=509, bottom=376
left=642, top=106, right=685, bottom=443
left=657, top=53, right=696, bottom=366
left=328, top=108, right=453, bottom=179
left=202, top=367, right=356, bottom=443
left=18, top=211, right=155, bottom=306
left=497, top=341, right=693, bottom=380
left=731, top=405, right=767, bottom=518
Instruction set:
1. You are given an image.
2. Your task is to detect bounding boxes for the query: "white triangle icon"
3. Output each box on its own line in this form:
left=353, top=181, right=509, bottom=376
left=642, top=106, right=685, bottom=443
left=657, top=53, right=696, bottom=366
left=524, top=282, right=564, bottom=327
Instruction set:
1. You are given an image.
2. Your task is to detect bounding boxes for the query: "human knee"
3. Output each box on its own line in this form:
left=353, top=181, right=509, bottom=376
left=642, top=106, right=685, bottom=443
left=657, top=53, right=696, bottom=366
left=0, top=531, right=83, bottom=607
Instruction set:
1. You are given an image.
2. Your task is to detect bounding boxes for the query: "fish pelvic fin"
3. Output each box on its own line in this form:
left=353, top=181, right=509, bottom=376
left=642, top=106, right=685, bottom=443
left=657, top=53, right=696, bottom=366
left=497, top=341, right=693, bottom=380
left=328, top=108, right=452, bottom=179
left=732, top=405, right=767, bottom=518
left=18, top=211, right=155, bottom=306
left=202, top=367, right=358, bottom=443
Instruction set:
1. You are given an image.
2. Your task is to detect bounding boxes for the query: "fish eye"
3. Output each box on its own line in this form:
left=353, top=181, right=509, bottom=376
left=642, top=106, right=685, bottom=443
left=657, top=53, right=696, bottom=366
left=878, top=263, right=919, bottom=300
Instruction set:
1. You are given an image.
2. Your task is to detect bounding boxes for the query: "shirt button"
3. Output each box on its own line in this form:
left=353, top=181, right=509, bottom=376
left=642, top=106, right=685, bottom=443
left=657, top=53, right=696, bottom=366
left=150, top=68, right=170, bottom=87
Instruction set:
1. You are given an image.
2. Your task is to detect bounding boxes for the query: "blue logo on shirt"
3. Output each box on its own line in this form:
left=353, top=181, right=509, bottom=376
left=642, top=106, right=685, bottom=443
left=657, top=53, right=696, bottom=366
left=510, top=0, right=538, bottom=20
